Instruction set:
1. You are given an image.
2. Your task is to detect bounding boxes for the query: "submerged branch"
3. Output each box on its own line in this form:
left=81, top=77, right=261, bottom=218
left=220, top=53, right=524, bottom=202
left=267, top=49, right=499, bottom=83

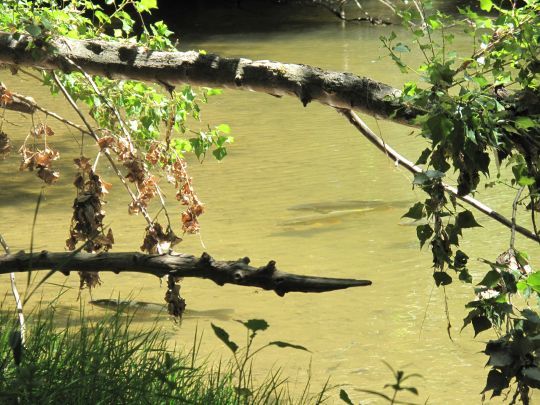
left=339, top=109, right=540, bottom=243
left=0, top=251, right=372, bottom=296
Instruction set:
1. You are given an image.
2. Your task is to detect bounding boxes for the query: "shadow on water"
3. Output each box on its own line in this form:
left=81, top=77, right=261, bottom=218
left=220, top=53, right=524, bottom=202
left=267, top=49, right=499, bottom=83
left=89, top=299, right=235, bottom=321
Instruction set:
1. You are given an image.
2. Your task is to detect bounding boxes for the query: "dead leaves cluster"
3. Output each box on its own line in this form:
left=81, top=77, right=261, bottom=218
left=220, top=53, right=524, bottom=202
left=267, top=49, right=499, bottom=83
left=0, top=131, right=11, bottom=159
left=140, top=222, right=181, bottom=254
left=98, top=135, right=205, bottom=237
left=18, top=124, right=60, bottom=185
left=170, top=159, right=204, bottom=234
left=0, top=83, right=13, bottom=107
left=66, top=156, right=114, bottom=290
left=165, top=275, right=186, bottom=318
left=66, top=156, right=114, bottom=254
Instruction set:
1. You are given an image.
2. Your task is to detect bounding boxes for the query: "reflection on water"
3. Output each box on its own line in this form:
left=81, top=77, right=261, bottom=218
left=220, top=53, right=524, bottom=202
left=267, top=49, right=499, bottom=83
left=0, top=2, right=530, bottom=403
left=90, top=298, right=234, bottom=321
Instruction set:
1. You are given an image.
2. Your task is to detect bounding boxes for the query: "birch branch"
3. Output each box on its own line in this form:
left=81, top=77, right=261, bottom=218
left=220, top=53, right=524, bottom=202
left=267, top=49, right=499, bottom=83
left=339, top=108, right=540, bottom=243
left=0, top=234, right=26, bottom=345
left=0, top=31, right=418, bottom=124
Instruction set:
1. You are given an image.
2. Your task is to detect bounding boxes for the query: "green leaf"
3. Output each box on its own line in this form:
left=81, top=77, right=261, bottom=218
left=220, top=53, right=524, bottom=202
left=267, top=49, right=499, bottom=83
left=526, top=271, right=540, bottom=293
left=456, top=211, right=481, bottom=229
left=402, top=202, right=425, bottom=220
left=136, top=0, right=158, bottom=12
left=416, top=148, right=431, bottom=165
left=212, top=147, right=227, bottom=160
left=515, top=116, right=536, bottom=130
left=521, top=309, right=540, bottom=324
left=8, top=330, right=23, bottom=366
left=433, top=272, right=452, bottom=286
left=417, top=224, right=433, bottom=248
left=480, top=0, right=493, bottom=11
left=210, top=323, right=238, bottom=353
left=477, top=270, right=501, bottom=288
left=488, top=351, right=513, bottom=367
left=522, top=367, right=540, bottom=385
left=339, top=389, right=354, bottom=405
left=518, top=176, right=535, bottom=186
left=472, top=315, right=491, bottom=337
left=482, top=369, right=508, bottom=395
left=268, top=341, right=310, bottom=352
left=216, top=124, right=231, bottom=134
left=459, top=269, right=473, bottom=283
left=403, top=386, right=419, bottom=396
left=25, top=23, right=42, bottom=37
left=237, top=319, right=269, bottom=333
left=426, top=115, right=454, bottom=145
left=454, top=250, right=469, bottom=268
left=425, top=169, right=446, bottom=179
left=413, top=172, right=430, bottom=186
left=392, top=43, right=410, bottom=53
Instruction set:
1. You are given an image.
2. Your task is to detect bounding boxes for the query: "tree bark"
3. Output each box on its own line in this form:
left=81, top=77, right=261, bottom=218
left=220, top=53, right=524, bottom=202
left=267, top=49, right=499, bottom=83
left=0, top=251, right=372, bottom=296
left=0, top=31, right=418, bottom=123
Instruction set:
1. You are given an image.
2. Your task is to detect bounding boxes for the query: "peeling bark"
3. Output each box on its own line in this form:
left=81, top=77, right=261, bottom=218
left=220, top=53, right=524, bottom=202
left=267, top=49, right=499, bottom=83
left=0, top=31, right=418, bottom=123
left=0, top=251, right=372, bottom=296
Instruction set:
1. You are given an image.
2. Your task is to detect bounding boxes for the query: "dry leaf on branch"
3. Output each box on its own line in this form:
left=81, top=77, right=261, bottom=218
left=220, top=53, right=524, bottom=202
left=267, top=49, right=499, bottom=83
left=0, top=131, right=11, bottom=159
left=140, top=222, right=182, bottom=254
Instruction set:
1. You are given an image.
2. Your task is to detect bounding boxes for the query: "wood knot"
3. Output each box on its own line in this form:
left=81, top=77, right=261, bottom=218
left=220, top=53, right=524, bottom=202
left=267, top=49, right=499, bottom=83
left=200, top=252, right=213, bottom=265
left=258, top=260, right=276, bottom=275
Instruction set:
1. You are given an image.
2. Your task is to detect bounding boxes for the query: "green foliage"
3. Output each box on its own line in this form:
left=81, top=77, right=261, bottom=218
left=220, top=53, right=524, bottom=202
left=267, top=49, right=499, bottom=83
left=383, top=0, right=539, bottom=401
left=0, top=304, right=235, bottom=404
left=211, top=319, right=310, bottom=403
left=340, top=362, right=423, bottom=405
left=0, top=303, right=325, bottom=404
left=0, top=0, right=232, bottom=162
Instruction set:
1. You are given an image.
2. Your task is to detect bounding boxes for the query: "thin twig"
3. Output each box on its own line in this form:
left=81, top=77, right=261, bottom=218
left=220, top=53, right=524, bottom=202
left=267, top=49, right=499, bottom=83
left=0, top=233, right=26, bottom=345
left=510, top=186, right=525, bottom=250
left=63, top=57, right=133, bottom=144
left=51, top=71, right=154, bottom=227
left=339, top=109, right=540, bottom=243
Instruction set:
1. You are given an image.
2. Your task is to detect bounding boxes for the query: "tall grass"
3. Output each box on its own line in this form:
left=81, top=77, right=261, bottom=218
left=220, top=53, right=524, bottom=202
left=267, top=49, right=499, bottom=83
left=0, top=301, right=328, bottom=404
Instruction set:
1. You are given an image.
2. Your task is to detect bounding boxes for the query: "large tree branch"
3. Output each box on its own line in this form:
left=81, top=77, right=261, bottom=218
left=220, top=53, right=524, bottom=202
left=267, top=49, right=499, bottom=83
left=0, top=251, right=372, bottom=296
left=0, top=31, right=418, bottom=123
left=339, top=109, right=540, bottom=243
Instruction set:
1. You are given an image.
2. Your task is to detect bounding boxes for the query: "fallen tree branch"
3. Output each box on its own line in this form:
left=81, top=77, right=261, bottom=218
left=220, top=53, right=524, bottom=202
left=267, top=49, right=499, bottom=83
left=0, top=31, right=418, bottom=124
left=339, top=109, right=540, bottom=243
left=0, top=251, right=372, bottom=296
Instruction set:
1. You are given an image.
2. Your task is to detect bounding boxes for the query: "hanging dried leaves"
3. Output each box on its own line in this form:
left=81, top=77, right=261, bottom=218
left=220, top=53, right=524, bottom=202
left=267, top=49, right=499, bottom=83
left=170, top=159, right=204, bottom=234
left=66, top=156, right=114, bottom=290
left=18, top=124, right=60, bottom=185
left=97, top=134, right=204, bottom=237
left=31, top=123, right=55, bottom=138
left=0, top=131, right=11, bottom=159
left=0, top=83, right=13, bottom=107
left=165, top=275, right=186, bottom=318
left=140, top=222, right=181, bottom=254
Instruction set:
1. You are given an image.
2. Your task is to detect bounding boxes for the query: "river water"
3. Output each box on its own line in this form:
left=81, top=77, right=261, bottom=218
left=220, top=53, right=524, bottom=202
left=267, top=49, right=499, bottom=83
left=0, top=2, right=536, bottom=403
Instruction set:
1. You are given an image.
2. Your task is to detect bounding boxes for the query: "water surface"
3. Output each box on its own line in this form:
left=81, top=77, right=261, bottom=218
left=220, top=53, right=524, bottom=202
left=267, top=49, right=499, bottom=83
left=0, top=3, right=535, bottom=403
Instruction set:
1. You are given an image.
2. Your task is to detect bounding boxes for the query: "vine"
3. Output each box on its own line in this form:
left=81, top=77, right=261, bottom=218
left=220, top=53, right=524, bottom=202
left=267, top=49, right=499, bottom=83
left=381, top=0, right=539, bottom=401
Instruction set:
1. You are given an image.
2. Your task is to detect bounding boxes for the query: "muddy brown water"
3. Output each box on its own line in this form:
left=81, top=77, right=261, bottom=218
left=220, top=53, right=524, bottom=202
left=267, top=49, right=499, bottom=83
left=0, top=2, right=536, bottom=403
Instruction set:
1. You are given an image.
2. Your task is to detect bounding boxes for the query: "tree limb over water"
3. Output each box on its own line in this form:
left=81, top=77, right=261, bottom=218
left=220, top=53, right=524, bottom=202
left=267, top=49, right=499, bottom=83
left=0, top=251, right=372, bottom=296
left=0, top=31, right=418, bottom=124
